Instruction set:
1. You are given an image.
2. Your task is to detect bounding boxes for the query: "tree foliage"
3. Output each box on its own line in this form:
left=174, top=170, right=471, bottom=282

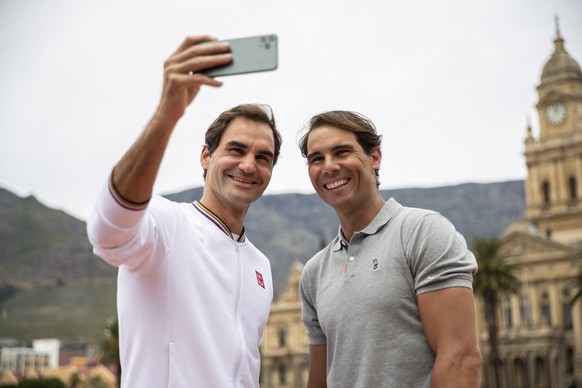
left=17, top=378, right=66, bottom=388
left=99, top=316, right=121, bottom=388
left=472, top=236, right=521, bottom=388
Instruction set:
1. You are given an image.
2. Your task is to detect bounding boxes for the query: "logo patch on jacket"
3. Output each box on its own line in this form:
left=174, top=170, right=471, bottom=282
left=255, top=271, right=265, bottom=289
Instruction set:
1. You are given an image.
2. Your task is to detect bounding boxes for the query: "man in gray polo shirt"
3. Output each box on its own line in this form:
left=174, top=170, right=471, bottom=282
left=298, top=110, right=482, bottom=387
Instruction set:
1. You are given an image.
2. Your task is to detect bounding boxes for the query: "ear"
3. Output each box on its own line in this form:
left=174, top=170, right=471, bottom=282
left=369, top=146, right=382, bottom=169
left=200, top=145, right=210, bottom=170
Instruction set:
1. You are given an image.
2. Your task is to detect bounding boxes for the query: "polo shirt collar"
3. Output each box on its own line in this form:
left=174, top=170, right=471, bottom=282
left=332, top=198, right=402, bottom=251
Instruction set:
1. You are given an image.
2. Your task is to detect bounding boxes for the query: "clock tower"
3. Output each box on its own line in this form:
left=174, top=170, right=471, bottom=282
left=524, top=21, right=582, bottom=245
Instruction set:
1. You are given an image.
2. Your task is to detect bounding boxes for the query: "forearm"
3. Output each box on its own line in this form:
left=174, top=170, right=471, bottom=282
left=307, top=345, right=327, bottom=388
left=109, top=36, right=231, bottom=206
left=431, top=349, right=482, bottom=388
left=111, top=115, right=176, bottom=206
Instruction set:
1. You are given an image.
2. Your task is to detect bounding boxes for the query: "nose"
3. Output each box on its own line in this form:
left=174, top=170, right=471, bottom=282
left=239, top=155, right=257, bottom=174
left=322, top=156, right=339, bottom=174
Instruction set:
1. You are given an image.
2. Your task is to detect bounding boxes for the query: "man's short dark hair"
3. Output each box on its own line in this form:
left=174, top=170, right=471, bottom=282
left=203, top=104, right=282, bottom=179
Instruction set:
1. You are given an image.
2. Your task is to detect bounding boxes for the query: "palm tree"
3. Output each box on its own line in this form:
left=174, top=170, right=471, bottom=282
left=99, top=316, right=121, bottom=388
left=472, top=236, right=521, bottom=388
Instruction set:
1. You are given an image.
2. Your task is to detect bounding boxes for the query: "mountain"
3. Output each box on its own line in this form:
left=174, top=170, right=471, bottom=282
left=166, top=180, right=525, bottom=290
left=0, top=188, right=116, bottom=285
left=0, top=188, right=118, bottom=341
left=0, top=180, right=524, bottom=340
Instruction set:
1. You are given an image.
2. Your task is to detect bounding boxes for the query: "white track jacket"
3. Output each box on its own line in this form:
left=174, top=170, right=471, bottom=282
left=87, top=185, right=273, bottom=387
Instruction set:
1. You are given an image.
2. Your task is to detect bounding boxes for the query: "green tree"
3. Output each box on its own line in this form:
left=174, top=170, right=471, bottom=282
left=472, top=236, right=521, bottom=388
left=69, top=371, right=83, bottom=388
left=17, top=378, right=66, bottom=388
left=99, top=316, right=121, bottom=388
left=83, top=375, right=108, bottom=388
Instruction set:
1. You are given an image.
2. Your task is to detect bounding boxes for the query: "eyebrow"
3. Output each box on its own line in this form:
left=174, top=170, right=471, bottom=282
left=226, top=140, right=274, bottom=159
left=306, top=144, right=355, bottom=160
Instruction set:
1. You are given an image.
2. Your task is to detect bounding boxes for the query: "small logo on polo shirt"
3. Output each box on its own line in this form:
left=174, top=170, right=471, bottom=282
left=256, top=271, right=265, bottom=289
left=372, top=258, right=379, bottom=270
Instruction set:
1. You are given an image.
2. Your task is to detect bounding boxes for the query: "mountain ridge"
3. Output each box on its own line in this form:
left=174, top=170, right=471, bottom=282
left=0, top=180, right=525, bottom=340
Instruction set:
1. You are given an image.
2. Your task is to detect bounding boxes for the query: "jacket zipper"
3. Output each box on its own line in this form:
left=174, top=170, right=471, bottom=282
left=232, top=243, right=244, bottom=386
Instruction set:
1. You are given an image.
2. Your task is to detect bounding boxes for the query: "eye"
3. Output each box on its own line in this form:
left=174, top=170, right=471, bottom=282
left=229, top=147, right=245, bottom=155
left=257, top=154, right=272, bottom=164
left=307, top=155, right=323, bottom=165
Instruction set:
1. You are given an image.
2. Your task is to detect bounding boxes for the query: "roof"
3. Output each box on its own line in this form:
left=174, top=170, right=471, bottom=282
left=540, top=23, right=582, bottom=86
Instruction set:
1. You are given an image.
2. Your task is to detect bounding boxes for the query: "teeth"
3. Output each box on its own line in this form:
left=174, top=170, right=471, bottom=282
left=326, top=179, right=348, bottom=190
left=233, top=176, right=254, bottom=185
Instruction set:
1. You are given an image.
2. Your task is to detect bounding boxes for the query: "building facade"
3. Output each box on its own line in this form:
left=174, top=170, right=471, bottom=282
left=261, top=24, right=582, bottom=388
left=477, top=23, right=582, bottom=388
left=261, top=262, right=309, bottom=388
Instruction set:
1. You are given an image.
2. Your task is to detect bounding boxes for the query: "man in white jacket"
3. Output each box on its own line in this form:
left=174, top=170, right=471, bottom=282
left=87, top=35, right=282, bottom=387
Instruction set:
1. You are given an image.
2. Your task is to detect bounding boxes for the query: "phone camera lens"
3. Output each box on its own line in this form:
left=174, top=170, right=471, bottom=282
left=265, top=42, right=271, bottom=49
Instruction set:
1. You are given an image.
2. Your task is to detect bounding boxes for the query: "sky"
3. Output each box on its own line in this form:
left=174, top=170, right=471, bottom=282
left=0, top=0, right=581, bottom=221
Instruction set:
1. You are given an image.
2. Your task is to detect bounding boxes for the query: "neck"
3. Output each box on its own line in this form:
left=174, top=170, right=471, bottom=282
left=337, top=193, right=385, bottom=240
left=198, top=196, right=247, bottom=236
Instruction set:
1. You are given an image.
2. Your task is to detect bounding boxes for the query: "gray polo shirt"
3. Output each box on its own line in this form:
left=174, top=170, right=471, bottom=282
left=300, top=198, right=477, bottom=387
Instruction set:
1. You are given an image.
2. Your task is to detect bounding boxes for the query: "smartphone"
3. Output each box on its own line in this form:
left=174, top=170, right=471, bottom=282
left=201, top=34, right=278, bottom=77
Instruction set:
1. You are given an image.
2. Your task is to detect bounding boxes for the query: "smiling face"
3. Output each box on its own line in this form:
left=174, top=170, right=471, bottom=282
left=306, top=125, right=381, bottom=214
left=200, top=116, right=275, bottom=216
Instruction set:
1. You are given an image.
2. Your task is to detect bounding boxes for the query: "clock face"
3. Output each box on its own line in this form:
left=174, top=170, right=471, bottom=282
left=546, top=102, right=566, bottom=125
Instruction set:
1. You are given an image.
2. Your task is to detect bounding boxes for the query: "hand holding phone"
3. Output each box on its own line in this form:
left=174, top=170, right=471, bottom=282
left=201, top=34, right=278, bottom=77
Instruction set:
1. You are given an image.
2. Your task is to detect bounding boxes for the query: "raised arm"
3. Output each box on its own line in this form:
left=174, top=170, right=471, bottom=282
left=111, top=36, right=232, bottom=206
left=418, top=287, right=482, bottom=388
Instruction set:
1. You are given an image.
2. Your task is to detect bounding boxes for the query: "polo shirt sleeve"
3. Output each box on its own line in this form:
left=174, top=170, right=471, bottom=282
left=86, top=181, right=174, bottom=273
left=300, top=261, right=327, bottom=345
left=404, top=212, right=478, bottom=295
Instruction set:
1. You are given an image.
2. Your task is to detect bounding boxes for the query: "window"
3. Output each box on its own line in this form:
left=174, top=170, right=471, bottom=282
left=279, top=364, right=287, bottom=385
left=502, top=295, right=512, bottom=328
left=569, top=176, right=577, bottom=202
left=563, top=288, right=573, bottom=329
left=541, top=291, right=551, bottom=326
left=521, top=291, right=532, bottom=327
left=567, top=347, right=574, bottom=374
left=279, top=328, right=287, bottom=348
left=535, top=357, right=547, bottom=387
left=514, top=358, right=526, bottom=388
left=542, top=181, right=551, bottom=206
left=563, top=301, right=573, bottom=329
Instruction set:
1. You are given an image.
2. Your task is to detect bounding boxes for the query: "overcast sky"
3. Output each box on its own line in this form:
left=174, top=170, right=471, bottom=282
left=0, top=0, right=581, bottom=221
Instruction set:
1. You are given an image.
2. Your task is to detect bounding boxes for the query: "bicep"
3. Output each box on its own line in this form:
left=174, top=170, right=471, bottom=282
left=417, top=287, right=479, bottom=354
left=307, top=344, right=327, bottom=388
left=418, top=287, right=482, bottom=386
